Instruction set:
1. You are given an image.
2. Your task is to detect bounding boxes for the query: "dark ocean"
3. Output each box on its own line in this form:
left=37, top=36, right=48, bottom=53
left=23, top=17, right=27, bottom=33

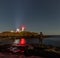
left=27, top=37, right=60, bottom=47
left=0, top=37, right=60, bottom=47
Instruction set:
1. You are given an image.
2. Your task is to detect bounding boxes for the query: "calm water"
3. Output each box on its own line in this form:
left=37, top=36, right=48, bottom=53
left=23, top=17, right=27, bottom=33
left=26, top=37, right=60, bottom=47
left=0, top=37, right=60, bottom=47
left=43, top=37, right=60, bottom=47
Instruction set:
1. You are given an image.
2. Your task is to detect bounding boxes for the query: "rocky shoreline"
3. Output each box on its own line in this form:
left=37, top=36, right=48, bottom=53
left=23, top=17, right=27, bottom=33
left=0, top=45, right=60, bottom=58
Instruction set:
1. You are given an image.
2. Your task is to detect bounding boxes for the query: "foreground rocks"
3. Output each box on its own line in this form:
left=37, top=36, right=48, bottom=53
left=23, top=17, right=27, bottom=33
left=0, top=45, right=60, bottom=58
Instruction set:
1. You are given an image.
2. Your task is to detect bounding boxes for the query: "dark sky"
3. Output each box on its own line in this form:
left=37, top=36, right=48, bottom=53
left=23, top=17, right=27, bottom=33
left=0, top=0, right=60, bottom=35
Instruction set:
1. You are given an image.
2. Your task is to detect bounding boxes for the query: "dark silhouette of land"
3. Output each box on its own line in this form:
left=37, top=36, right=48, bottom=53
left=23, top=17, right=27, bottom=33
left=0, top=31, right=60, bottom=58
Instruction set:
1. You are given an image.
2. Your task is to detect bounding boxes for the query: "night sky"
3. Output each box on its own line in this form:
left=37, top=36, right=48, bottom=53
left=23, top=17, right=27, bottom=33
left=0, top=0, right=60, bottom=35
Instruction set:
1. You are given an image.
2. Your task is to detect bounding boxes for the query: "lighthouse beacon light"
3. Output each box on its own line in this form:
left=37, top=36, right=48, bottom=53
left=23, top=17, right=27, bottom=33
left=21, top=26, right=25, bottom=31
left=16, top=28, right=20, bottom=32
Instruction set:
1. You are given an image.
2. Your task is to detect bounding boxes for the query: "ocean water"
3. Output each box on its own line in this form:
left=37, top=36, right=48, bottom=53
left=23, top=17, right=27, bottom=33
left=43, top=37, right=60, bottom=47
left=26, top=37, right=60, bottom=47
left=0, top=37, right=60, bottom=47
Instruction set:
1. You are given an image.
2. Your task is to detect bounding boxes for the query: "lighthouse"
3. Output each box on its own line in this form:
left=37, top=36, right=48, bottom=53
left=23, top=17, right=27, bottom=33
left=20, top=25, right=26, bottom=31
left=21, top=26, right=24, bottom=31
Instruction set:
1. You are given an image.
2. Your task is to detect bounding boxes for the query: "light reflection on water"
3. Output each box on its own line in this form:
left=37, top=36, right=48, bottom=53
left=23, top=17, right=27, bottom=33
left=0, top=37, right=60, bottom=47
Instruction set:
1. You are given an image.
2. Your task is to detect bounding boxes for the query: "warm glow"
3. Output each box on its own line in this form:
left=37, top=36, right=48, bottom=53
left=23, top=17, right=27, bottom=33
left=16, top=28, right=20, bottom=32
left=22, top=26, right=25, bottom=31
left=20, top=38, right=26, bottom=45
left=20, top=25, right=26, bottom=31
left=10, top=30, right=14, bottom=32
